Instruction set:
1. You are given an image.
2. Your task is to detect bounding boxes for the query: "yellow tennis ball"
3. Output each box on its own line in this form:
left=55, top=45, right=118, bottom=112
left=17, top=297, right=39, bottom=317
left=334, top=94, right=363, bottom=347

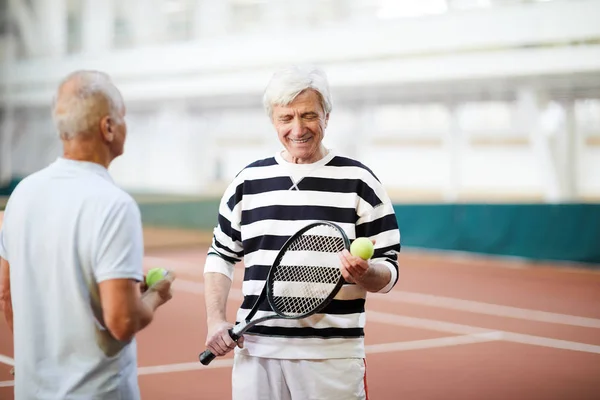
left=350, top=237, right=374, bottom=260
left=146, top=267, right=167, bottom=287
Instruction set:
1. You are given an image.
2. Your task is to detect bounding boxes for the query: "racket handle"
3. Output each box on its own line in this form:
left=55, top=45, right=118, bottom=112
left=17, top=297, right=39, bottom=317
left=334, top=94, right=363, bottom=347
left=228, top=328, right=241, bottom=342
left=198, top=328, right=241, bottom=366
left=199, top=349, right=216, bottom=365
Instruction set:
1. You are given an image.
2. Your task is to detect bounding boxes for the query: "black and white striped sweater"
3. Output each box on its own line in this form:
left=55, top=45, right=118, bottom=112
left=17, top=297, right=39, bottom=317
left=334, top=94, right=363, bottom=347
left=204, top=150, right=401, bottom=359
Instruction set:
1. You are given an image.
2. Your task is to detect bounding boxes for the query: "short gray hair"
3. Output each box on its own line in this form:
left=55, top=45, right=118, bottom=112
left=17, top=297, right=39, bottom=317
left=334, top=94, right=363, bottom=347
left=52, top=70, right=124, bottom=139
left=262, top=65, right=333, bottom=118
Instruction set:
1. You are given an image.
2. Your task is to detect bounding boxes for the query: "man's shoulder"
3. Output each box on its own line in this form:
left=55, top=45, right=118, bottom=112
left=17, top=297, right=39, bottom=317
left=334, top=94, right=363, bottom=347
left=91, top=184, right=137, bottom=210
left=233, top=156, right=278, bottom=179
left=243, top=156, right=278, bottom=171
left=6, top=166, right=52, bottom=198
left=326, top=155, right=380, bottom=182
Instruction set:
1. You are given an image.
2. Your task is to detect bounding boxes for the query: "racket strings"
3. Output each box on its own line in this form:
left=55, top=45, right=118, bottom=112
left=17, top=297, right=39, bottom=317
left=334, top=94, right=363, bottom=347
left=271, top=228, right=346, bottom=317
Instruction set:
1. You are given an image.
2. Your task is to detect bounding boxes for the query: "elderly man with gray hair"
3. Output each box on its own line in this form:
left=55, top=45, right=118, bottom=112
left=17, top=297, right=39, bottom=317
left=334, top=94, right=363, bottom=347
left=203, top=65, right=401, bottom=399
left=0, top=70, right=175, bottom=399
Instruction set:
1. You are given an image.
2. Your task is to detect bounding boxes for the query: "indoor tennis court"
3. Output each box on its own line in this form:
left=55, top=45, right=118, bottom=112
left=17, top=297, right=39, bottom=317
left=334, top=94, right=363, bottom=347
left=1, top=225, right=599, bottom=399
left=2, top=1, right=600, bottom=399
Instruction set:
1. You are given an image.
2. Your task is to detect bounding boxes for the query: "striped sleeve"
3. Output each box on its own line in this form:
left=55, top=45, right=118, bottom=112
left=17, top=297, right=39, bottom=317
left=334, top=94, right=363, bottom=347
left=204, top=177, right=245, bottom=280
left=355, top=182, right=401, bottom=294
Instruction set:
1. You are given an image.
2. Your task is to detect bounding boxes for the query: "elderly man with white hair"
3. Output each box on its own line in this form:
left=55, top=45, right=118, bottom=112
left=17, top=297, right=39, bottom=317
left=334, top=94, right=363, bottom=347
left=0, top=70, right=175, bottom=399
left=203, top=65, right=402, bottom=400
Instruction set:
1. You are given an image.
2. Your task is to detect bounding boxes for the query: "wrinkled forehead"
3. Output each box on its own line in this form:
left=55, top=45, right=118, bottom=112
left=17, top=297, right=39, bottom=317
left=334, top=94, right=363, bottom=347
left=273, top=89, right=325, bottom=115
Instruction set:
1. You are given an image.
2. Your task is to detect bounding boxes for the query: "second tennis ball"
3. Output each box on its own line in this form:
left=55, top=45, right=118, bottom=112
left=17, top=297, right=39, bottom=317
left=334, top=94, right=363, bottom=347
left=146, top=267, right=167, bottom=287
left=350, top=237, right=374, bottom=260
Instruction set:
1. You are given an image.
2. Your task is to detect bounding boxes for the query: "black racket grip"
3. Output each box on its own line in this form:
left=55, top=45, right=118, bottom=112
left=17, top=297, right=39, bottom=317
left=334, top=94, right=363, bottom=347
left=198, top=328, right=241, bottom=366
left=199, top=349, right=216, bottom=365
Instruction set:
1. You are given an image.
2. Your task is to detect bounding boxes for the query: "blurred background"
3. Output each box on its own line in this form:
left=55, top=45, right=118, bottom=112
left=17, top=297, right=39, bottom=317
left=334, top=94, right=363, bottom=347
left=0, top=0, right=599, bottom=265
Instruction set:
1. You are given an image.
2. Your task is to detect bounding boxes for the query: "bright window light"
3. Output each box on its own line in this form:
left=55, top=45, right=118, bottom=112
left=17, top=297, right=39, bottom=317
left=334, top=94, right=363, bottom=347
left=376, top=0, right=449, bottom=19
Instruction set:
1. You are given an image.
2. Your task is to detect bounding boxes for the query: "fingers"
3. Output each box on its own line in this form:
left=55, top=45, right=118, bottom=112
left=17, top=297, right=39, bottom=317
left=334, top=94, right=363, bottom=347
left=163, top=270, right=176, bottom=283
left=149, top=270, right=176, bottom=300
left=206, top=326, right=239, bottom=356
left=339, top=258, right=355, bottom=283
left=140, top=275, right=148, bottom=294
left=206, top=321, right=244, bottom=356
left=209, top=333, right=234, bottom=355
left=339, top=250, right=369, bottom=282
left=340, top=267, right=355, bottom=283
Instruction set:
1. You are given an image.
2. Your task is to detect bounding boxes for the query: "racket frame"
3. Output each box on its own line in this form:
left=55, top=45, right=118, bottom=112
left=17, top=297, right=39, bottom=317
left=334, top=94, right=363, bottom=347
left=200, top=220, right=350, bottom=365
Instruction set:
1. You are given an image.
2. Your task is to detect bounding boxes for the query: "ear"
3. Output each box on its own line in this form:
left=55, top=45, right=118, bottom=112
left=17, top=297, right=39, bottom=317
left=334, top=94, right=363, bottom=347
left=100, top=116, right=114, bottom=142
left=324, top=113, right=330, bottom=129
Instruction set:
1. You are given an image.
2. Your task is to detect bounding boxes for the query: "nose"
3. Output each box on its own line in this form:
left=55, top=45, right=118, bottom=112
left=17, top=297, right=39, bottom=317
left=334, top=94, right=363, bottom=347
left=290, top=118, right=305, bottom=137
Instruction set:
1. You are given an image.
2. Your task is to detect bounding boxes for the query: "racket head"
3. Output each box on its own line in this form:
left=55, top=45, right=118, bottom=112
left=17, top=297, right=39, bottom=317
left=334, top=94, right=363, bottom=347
left=266, top=221, right=350, bottom=319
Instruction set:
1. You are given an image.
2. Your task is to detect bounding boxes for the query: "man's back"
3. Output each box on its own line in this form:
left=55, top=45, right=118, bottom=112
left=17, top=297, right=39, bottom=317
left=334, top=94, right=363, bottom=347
left=0, top=157, right=143, bottom=399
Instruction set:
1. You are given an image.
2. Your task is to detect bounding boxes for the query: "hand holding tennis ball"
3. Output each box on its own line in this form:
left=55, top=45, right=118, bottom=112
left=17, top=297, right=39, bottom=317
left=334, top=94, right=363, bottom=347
left=350, top=237, right=374, bottom=260
left=143, top=268, right=175, bottom=307
left=146, top=267, right=168, bottom=287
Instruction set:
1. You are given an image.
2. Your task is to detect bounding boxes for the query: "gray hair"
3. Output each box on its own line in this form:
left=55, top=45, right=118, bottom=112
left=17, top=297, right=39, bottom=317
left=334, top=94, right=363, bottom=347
left=52, top=70, right=124, bottom=139
left=262, top=65, right=333, bottom=118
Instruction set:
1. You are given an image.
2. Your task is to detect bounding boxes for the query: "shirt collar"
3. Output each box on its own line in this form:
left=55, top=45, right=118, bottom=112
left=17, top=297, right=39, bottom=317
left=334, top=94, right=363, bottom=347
left=54, top=157, right=114, bottom=183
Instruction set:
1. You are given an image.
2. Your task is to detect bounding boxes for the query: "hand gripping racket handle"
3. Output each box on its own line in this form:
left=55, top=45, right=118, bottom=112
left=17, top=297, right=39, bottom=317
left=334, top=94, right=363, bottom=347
left=199, top=328, right=241, bottom=365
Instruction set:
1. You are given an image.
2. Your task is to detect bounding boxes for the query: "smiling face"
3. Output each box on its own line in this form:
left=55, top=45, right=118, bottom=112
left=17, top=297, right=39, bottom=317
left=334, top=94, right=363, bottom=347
left=271, top=89, right=329, bottom=164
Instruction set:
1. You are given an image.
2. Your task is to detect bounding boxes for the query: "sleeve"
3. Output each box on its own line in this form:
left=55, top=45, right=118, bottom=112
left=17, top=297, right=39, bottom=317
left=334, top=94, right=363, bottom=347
left=356, top=182, right=401, bottom=294
left=0, top=206, right=9, bottom=261
left=0, top=224, right=6, bottom=261
left=93, top=198, right=144, bottom=283
left=204, top=178, right=245, bottom=281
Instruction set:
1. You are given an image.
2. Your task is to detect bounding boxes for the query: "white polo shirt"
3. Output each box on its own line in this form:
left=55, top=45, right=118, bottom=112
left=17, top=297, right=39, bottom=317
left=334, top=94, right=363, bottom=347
left=0, top=157, right=144, bottom=400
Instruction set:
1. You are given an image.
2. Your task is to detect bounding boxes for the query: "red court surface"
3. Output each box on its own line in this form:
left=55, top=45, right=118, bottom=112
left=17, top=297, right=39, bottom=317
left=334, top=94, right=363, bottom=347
left=1, top=246, right=600, bottom=400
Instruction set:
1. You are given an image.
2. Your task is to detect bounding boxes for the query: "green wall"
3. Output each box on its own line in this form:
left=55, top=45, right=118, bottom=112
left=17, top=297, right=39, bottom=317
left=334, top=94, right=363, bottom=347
left=393, top=203, right=600, bottom=265
left=137, top=198, right=219, bottom=230
left=0, top=178, right=20, bottom=197
left=4, top=186, right=599, bottom=265
left=136, top=198, right=600, bottom=266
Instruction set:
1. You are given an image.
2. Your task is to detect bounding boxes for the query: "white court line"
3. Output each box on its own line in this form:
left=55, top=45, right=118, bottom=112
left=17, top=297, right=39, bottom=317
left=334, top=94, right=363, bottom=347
left=0, top=355, right=13, bottom=366
left=161, top=252, right=600, bottom=330
left=144, top=257, right=202, bottom=277
left=364, top=331, right=502, bottom=354
left=366, top=311, right=600, bottom=354
left=367, top=311, right=490, bottom=335
left=173, top=278, right=600, bottom=330
left=138, top=357, right=234, bottom=375
left=138, top=332, right=503, bottom=377
left=500, top=332, right=600, bottom=354
left=3, top=268, right=597, bottom=385
left=376, top=291, right=600, bottom=329
left=173, top=279, right=600, bottom=355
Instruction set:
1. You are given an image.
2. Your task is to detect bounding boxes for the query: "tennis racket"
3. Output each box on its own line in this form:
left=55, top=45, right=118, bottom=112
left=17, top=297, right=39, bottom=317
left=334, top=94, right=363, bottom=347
left=199, top=220, right=350, bottom=365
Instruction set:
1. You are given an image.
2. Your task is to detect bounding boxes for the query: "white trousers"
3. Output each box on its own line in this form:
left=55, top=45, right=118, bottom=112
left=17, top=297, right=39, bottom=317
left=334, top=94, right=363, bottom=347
left=231, top=353, right=369, bottom=400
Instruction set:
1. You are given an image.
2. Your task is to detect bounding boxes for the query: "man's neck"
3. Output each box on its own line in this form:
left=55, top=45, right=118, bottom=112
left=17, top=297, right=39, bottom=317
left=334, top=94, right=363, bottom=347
left=284, top=146, right=329, bottom=164
left=62, top=138, right=111, bottom=169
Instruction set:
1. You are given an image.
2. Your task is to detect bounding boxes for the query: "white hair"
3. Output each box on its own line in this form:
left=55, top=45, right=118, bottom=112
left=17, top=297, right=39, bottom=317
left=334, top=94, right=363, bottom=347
left=52, top=70, right=124, bottom=139
left=262, top=65, right=333, bottom=118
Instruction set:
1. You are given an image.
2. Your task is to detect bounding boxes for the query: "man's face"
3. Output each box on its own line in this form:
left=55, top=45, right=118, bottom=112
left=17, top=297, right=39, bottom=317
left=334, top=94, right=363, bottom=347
left=271, top=89, right=329, bottom=164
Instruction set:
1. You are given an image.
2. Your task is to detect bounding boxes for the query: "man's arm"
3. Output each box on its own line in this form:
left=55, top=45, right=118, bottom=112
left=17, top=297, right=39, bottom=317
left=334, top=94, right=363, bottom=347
left=0, top=258, right=13, bottom=332
left=99, top=274, right=174, bottom=342
left=339, top=252, right=393, bottom=292
left=203, top=178, right=246, bottom=356
left=204, top=271, right=240, bottom=355
left=205, top=271, right=232, bottom=324
left=95, top=198, right=174, bottom=342
left=342, top=176, right=401, bottom=293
